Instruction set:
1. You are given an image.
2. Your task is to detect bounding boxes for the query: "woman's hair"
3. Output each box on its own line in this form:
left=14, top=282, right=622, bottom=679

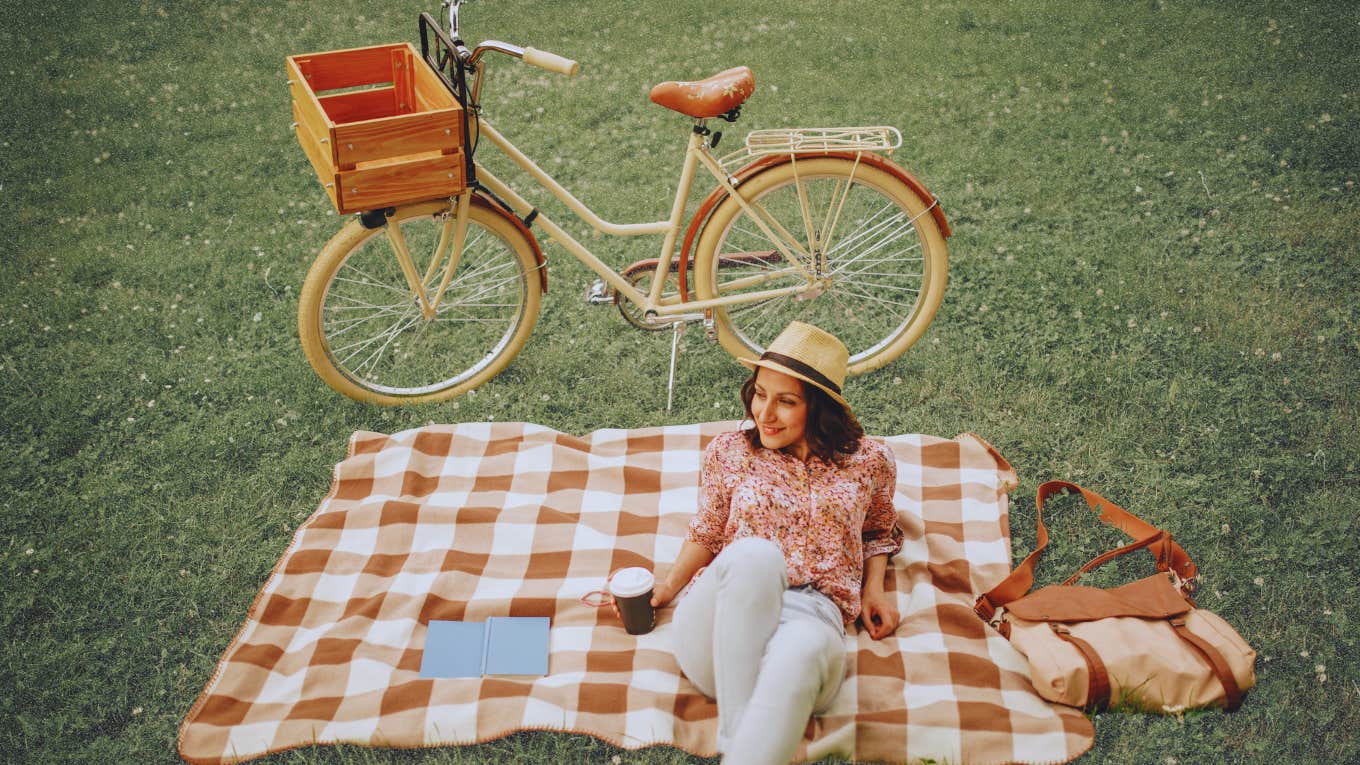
left=740, top=370, right=864, bottom=462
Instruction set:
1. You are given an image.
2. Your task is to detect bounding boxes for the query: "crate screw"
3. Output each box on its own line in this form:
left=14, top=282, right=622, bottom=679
left=290, top=121, right=298, bottom=129
left=444, top=128, right=452, bottom=135
left=347, top=143, right=354, bottom=150
left=319, top=138, right=328, bottom=144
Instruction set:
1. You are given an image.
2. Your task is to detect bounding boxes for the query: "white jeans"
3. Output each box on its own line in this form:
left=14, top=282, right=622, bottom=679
left=673, top=537, right=847, bottom=765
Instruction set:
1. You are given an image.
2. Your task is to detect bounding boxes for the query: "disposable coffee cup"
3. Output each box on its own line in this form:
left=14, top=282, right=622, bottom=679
left=609, top=567, right=655, bottom=635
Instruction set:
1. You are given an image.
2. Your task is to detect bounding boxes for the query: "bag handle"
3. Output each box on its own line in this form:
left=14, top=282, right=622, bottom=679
left=974, top=480, right=1198, bottom=620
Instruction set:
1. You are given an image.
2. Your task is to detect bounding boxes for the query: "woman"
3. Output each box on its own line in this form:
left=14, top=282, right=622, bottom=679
left=654, top=321, right=903, bottom=764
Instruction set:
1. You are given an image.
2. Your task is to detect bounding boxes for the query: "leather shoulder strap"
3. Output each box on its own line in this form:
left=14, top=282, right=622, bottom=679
left=1170, top=619, right=1244, bottom=711
left=1051, top=625, right=1110, bottom=712
left=975, top=481, right=1198, bottom=619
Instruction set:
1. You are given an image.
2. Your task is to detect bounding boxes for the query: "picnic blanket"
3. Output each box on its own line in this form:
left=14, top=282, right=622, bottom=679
left=178, top=421, right=1094, bottom=764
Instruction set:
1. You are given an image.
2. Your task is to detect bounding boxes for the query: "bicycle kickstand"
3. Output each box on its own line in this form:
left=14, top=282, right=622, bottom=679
left=666, top=321, right=687, bottom=412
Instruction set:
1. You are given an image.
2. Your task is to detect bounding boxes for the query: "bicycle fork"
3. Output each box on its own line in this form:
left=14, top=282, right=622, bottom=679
left=386, top=192, right=475, bottom=319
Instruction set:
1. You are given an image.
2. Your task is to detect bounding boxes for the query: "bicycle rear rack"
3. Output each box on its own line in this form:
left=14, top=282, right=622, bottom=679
left=744, top=125, right=902, bottom=155
left=717, top=125, right=903, bottom=173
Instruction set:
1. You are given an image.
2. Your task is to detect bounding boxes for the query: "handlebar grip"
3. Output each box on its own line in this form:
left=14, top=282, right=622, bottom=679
left=523, top=47, right=580, bottom=77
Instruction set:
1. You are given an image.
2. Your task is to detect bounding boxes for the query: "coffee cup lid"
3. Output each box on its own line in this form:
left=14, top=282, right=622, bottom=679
left=608, top=567, right=654, bottom=598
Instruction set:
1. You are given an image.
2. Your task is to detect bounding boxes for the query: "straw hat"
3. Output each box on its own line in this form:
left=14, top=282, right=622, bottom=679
left=739, top=321, right=850, bottom=410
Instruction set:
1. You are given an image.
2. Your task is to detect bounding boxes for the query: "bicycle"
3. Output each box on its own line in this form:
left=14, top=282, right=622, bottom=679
left=294, top=0, right=951, bottom=405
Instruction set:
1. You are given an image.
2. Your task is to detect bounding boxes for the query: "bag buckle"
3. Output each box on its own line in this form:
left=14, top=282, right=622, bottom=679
left=1170, top=569, right=1198, bottom=596
left=974, top=595, right=1007, bottom=631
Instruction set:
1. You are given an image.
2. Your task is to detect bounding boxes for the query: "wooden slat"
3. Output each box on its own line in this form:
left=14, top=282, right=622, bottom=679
left=291, top=102, right=341, bottom=211
left=318, top=87, right=397, bottom=125
left=332, top=108, right=461, bottom=167
left=412, top=58, right=458, bottom=112
left=391, top=47, right=416, bottom=115
left=287, top=56, right=338, bottom=167
left=289, top=43, right=403, bottom=92
left=336, top=150, right=465, bottom=214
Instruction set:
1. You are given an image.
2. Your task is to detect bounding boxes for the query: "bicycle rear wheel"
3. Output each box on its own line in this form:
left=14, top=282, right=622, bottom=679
left=298, top=199, right=541, bottom=404
left=693, top=156, right=947, bottom=374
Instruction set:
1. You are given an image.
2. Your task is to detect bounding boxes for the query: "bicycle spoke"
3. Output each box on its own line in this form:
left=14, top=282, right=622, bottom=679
left=833, top=252, right=924, bottom=282
left=835, top=281, right=921, bottom=297
left=826, top=209, right=909, bottom=263
left=334, top=269, right=415, bottom=297
left=355, top=312, right=424, bottom=377
left=324, top=308, right=411, bottom=337
left=324, top=291, right=412, bottom=310
left=442, top=269, right=521, bottom=309
left=830, top=283, right=921, bottom=308
left=829, top=228, right=919, bottom=279
left=336, top=309, right=421, bottom=368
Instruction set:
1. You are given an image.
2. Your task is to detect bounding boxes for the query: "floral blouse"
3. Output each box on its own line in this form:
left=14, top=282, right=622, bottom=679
left=686, top=430, right=903, bottom=624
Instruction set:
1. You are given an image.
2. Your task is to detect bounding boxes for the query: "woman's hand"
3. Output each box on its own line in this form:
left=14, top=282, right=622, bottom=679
left=607, top=575, right=682, bottom=623
left=651, top=577, right=682, bottom=609
left=859, top=589, right=900, bottom=640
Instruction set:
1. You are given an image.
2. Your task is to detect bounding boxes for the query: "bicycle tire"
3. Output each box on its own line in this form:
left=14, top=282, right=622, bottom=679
left=692, top=156, right=947, bottom=374
left=298, top=199, right=541, bottom=404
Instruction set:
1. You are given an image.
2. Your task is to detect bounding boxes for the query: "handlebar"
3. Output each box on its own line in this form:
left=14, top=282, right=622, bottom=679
left=523, top=47, right=580, bottom=77
left=440, top=1, right=579, bottom=77
left=467, top=40, right=579, bottom=77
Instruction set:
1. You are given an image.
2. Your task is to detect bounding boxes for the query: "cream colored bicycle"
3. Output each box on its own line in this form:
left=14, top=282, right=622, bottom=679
left=296, top=0, right=951, bottom=405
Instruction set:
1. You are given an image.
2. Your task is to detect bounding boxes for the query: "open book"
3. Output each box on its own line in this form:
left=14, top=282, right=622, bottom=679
left=418, top=617, right=550, bottom=678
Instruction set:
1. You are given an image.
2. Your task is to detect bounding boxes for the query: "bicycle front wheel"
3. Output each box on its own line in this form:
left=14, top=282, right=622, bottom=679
left=693, top=156, right=947, bottom=374
left=298, top=199, right=541, bottom=404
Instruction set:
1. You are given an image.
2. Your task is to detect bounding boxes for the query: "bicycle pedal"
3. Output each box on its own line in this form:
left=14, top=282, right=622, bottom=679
left=584, top=278, right=612, bottom=305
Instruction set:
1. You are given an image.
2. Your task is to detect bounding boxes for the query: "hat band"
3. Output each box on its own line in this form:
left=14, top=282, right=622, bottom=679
left=759, top=351, right=842, bottom=395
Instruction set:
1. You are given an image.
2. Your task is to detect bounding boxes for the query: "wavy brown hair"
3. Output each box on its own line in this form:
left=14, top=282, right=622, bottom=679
left=740, top=369, right=863, bottom=462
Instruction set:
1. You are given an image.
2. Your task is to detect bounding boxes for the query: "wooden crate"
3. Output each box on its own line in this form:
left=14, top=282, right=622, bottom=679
left=287, top=42, right=465, bottom=215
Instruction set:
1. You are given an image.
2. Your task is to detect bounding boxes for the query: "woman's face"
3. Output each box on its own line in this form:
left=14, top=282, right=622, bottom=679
left=750, top=367, right=809, bottom=457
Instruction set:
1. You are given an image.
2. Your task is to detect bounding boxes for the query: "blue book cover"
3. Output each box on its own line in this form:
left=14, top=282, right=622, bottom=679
left=419, top=617, right=550, bottom=678
left=419, top=620, right=486, bottom=678
left=483, top=616, right=550, bottom=676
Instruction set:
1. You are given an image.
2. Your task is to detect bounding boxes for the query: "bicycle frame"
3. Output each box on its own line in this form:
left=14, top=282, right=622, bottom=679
left=469, top=118, right=814, bottom=322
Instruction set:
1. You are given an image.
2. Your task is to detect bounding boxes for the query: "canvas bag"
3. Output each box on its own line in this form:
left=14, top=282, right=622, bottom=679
left=974, top=481, right=1256, bottom=713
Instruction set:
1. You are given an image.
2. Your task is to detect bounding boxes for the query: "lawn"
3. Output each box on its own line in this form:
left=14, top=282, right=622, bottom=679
left=2, top=0, right=1357, bottom=763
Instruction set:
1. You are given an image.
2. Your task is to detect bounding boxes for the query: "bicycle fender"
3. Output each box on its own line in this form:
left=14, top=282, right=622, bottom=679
left=472, top=194, right=549, bottom=294
left=676, top=152, right=951, bottom=300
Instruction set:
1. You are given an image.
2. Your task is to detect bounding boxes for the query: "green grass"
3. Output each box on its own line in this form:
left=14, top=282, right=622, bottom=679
left=2, top=0, right=1357, bottom=763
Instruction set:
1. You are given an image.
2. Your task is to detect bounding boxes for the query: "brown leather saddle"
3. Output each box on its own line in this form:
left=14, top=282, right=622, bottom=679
left=648, top=66, right=755, bottom=119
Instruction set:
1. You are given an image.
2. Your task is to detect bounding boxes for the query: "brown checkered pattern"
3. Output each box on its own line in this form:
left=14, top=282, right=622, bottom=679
left=178, top=421, right=1092, bottom=764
